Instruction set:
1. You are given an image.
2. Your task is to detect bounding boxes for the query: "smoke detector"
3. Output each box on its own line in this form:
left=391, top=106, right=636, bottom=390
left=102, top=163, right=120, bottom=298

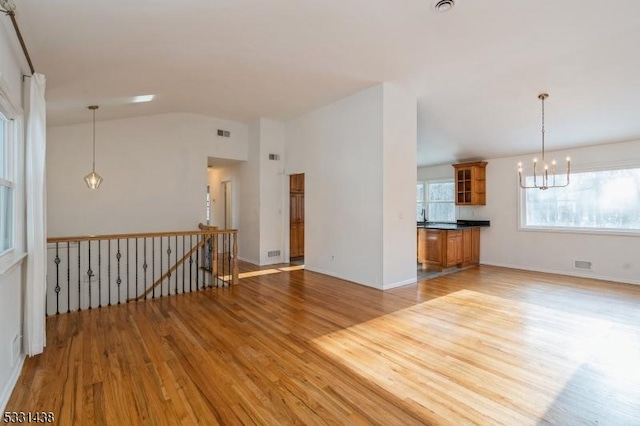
left=432, top=0, right=455, bottom=13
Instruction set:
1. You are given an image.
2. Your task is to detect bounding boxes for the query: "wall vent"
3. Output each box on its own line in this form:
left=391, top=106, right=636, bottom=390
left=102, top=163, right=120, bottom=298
left=217, top=129, right=231, bottom=137
left=573, top=260, right=592, bottom=270
left=267, top=250, right=281, bottom=258
left=268, top=153, right=280, bottom=161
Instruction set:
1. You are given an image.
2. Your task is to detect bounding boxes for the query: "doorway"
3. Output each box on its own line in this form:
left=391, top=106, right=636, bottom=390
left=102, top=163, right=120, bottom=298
left=289, top=173, right=305, bottom=261
left=221, top=181, right=232, bottom=229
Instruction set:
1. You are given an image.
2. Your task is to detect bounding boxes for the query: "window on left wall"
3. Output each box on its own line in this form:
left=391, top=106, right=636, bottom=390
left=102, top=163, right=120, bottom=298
left=0, top=111, right=14, bottom=255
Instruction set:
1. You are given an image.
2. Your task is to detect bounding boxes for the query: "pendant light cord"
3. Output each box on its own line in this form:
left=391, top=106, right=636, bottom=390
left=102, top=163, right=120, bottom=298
left=92, top=107, right=96, bottom=172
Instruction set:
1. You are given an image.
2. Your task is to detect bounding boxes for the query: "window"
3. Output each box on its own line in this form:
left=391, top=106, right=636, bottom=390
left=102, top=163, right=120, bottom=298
left=0, top=111, right=14, bottom=255
left=520, top=166, right=640, bottom=233
left=417, top=180, right=455, bottom=222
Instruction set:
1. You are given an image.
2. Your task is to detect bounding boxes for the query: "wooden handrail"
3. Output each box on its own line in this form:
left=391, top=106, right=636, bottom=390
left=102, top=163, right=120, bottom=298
left=45, top=225, right=240, bottom=315
left=133, top=236, right=209, bottom=301
left=48, top=228, right=237, bottom=244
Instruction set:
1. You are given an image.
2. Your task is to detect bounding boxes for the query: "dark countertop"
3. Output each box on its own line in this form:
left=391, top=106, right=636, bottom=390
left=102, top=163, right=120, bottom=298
left=417, top=220, right=490, bottom=230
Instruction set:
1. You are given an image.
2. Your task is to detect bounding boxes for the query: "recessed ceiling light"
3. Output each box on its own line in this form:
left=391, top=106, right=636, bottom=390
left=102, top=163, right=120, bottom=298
left=131, top=94, right=155, bottom=103
left=432, top=0, right=455, bottom=13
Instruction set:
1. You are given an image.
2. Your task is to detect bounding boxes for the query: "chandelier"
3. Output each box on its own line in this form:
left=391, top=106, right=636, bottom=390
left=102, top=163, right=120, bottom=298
left=518, top=93, right=570, bottom=190
left=84, top=105, right=104, bottom=189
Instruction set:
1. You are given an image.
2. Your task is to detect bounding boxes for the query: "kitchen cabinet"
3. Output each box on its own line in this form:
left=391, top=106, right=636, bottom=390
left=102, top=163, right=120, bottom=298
left=417, top=227, right=481, bottom=271
left=453, top=161, right=487, bottom=206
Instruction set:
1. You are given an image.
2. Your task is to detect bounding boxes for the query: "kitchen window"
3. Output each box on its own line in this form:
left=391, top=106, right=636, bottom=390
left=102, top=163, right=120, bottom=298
left=520, top=166, right=640, bottom=234
left=417, top=180, right=455, bottom=222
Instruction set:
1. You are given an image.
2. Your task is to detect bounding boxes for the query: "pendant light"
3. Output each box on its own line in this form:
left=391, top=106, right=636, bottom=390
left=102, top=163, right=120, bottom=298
left=84, top=105, right=103, bottom=189
left=518, top=93, right=571, bottom=190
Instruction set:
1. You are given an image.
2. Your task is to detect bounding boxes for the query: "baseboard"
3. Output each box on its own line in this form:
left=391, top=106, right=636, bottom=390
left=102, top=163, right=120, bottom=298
left=304, top=266, right=384, bottom=290
left=480, top=261, right=640, bottom=286
left=382, top=277, right=417, bottom=290
left=0, top=354, right=25, bottom=412
left=237, top=256, right=260, bottom=266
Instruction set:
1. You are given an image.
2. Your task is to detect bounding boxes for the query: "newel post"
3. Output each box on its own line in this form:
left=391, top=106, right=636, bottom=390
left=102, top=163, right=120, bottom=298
left=232, top=231, right=239, bottom=285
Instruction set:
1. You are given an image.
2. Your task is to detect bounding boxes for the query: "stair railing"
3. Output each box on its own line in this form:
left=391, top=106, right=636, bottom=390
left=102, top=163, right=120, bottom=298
left=45, top=225, right=239, bottom=315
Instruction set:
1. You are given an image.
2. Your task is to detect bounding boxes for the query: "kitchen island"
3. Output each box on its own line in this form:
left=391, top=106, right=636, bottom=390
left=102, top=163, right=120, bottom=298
left=417, top=221, right=490, bottom=271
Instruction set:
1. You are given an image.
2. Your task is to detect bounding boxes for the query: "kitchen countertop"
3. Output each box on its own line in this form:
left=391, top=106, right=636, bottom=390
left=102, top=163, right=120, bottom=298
left=417, top=220, right=490, bottom=230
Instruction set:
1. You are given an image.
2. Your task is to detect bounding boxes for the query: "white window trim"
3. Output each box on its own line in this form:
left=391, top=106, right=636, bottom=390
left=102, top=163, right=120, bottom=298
left=424, top=178, right=456, bottom=223
left=0, top=73, right=25, bottom=274
left=517, top=161, right=640, bottom=237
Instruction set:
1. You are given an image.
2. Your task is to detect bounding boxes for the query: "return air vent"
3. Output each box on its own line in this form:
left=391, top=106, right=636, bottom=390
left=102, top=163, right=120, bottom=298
left=573, top=260, right=592, bottom=270
left=217, top=129, right=231, bottom=137
left=268, top=250, right=281, bottom=258
left=268, top=153, right=280, bottom=161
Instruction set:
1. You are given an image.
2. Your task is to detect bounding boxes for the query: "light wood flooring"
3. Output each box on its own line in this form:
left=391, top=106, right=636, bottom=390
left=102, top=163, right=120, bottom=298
left=7, top=265, right=640, bottom=425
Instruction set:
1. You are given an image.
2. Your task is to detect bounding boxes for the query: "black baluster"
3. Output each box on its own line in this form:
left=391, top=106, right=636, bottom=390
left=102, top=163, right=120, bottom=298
left=127, top=239, right=130, bottom=302
left=67, top=242, right=71, bottom=313
left=143, top=238, right=148, bottom=300
left=182, top=235, right=185, bottom=294
left=189, top=235, right=193, bottom=292
left=174, top=235, right=178, bottom=294
left=54, top=243, right=60, bottom=315
left=116, top=239, right=122, bottom=304
left=87, top=240, right=93, bottom=310
left=77, top=241, right=81, bottom=311
left=166, top=237, right=172, bottom=295
left=160, top=236, right=163, bottom=297
left=196, top=235, right=200, bottom=290
left=135, top=238, right=139, bottom=300
left=152, top=237, right=155, bottom=299
left=98, top=239, right=102, bottom=308
left=108, top=240, right=112, bottom=306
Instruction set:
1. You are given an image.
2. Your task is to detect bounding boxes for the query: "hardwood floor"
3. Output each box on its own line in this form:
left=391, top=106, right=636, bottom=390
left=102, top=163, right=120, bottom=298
left=7, top=265, right=640, bottom=425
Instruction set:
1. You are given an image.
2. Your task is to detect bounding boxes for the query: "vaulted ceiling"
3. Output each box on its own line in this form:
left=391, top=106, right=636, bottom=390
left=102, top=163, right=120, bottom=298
left=11, top=0, right=640, bottom=166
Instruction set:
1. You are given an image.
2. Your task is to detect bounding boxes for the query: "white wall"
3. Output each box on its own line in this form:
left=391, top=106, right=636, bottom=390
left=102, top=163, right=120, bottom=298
left=418, top=139, right=640, bottom=285
left=257, top=119, right=285, bottom=265
left=47, top=113, right=248, bottom=236
left=286, top=83, right=417, bottom=289
left=382, top=84, right=417, bottom=289
left=237, top=121, right=261, bottom=264
left=0, top=20, right=27, bottom=411
left=236, top=118, right=286, bottom=265
left=286, top=85, right=384, bottom=287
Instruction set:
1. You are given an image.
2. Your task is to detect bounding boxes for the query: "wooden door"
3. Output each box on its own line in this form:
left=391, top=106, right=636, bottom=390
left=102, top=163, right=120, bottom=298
left=290, top=174, right=305, bottom=258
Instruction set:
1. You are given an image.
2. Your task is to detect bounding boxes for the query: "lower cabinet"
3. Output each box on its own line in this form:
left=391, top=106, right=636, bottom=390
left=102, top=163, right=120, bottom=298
left=417, top=227, right=481, bottom=271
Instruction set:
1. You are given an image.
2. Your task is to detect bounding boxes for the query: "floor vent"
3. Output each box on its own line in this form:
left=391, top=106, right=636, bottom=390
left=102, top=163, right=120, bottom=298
left=268, top=250, right=281, bottom=258
left=573, top=260, right=592, bottom=270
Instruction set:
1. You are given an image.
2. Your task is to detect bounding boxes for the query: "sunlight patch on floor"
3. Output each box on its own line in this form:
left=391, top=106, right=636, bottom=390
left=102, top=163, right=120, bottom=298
left=311, top=289, right=619, bottom=425
left=278, top=265, right=305, bottom=272
left=219, top=265, right=305, bottom=281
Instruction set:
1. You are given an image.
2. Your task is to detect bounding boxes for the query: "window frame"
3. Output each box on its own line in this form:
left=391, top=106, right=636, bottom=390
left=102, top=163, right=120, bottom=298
left=0, top=77, right=22, bottom=270
left=518, top=162, right=640, bottom=237
left=0, top=110, right=16, bottom=257
left=418, top=179, right=456, bottom=223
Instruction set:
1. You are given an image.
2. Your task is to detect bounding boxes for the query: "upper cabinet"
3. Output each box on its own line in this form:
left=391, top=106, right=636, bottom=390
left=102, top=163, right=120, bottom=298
left=453, top=161, right=487, bottom=206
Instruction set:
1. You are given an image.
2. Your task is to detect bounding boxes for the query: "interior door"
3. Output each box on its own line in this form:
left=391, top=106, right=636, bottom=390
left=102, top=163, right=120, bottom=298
left=289, top=174, right=305, bottom=259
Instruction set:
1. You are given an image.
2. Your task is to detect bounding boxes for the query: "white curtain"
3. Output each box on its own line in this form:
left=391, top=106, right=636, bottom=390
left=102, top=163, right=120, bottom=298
left=24, top=73, right=47, bottom=356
